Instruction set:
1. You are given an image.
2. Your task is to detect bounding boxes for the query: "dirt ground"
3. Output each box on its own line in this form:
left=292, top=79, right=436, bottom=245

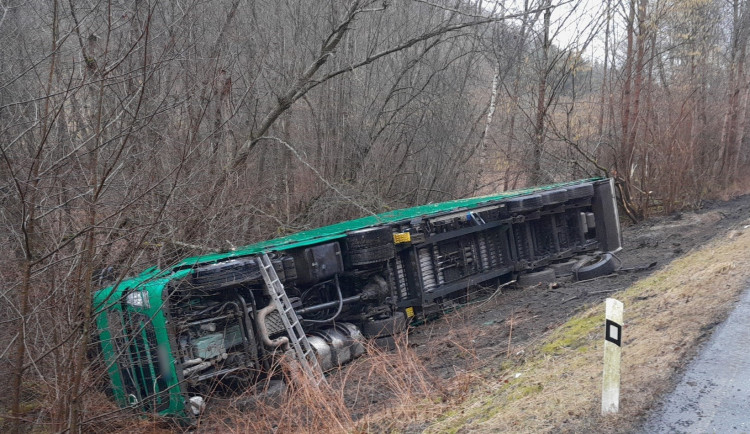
left=327, top=193, right=750, bottom=427
left=418, top=194, right=750, bottom=375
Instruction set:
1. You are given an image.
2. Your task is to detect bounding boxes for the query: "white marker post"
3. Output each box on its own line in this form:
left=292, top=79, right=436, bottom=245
left=602, top=297, right=623, bottom=415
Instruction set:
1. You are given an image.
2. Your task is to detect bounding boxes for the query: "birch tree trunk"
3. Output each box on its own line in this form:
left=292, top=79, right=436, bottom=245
left=474, top=67, right=500, bottom=194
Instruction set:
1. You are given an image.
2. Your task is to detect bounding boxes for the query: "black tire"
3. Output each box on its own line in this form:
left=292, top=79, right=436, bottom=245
left=506, top=194, right=543, bottom=213
left=541, top=189, right=568, bottom=206
left=348, top=244, right=395, bottom=266
left=517, top=268, right=556, bottom=287
left=567, top=183, right=594, bottom=200
left=191, top=258, right=260, bottom=287
left=346, top=226, right=394, bottom=266
left=362, top=312, right=407, bottom=338
left=572, top=253, right=616, bottom=280
left=549, top=258, right=579, bottom=277
left=345, top=226, right=393, bottom=250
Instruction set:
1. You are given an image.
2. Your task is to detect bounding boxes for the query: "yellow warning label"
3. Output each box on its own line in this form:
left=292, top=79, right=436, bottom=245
left=405, top=307, right=415, bottom=318
left=393, top=232, right=411, bottom=244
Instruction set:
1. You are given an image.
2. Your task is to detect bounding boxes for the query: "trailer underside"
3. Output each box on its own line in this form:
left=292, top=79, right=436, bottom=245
left=93, top=178, right=621, bottom=420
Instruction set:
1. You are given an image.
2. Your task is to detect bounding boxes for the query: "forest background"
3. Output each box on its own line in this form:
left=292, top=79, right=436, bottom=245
left=1, top=0, right=749, bottom=431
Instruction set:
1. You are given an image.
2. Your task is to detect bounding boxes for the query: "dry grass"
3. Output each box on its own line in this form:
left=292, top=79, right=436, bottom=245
left=425, top=221, right=750, bottom=433
left=349, top=334, right=446, bottom=432
left=199, top=334, right=443, bottom=433
left=202, top=355, right=352, bottom=433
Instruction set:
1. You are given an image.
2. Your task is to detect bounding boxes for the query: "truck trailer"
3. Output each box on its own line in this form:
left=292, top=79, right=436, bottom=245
left=93, top=177, right=621, bottom=420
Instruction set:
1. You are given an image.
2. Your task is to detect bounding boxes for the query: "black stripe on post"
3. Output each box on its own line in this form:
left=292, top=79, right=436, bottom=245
left=605, top=319, right=622, bottom=347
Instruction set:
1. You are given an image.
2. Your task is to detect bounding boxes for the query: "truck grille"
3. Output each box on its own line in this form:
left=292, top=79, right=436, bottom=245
left=108, top=309, right=171, bottom=413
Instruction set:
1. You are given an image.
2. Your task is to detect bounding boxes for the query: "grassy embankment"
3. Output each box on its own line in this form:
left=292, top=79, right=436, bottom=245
left=425, top=223, right=750, bottom=433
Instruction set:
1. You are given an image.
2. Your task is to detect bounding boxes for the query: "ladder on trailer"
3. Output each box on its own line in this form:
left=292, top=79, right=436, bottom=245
left=256, top=253, right=325, bottom=386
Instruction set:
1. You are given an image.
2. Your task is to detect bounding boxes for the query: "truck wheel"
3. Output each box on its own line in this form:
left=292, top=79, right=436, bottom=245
left=346, top=226, right=394, bottom=266
left=507, top=194, right=543, bottom=213
left=549, top=258, right=579, bottom=277
left=573, top=253, right=616, bottom=280
left=517, top=268, right=556, bottom=287
left=348, top=244, right=395, bottom=266
left=346, top=226, right=392, bottom=249
left=363, top=312, right=407, bottom=338
left=541, top=189, right=568, bottom=206
left=567, top=183, right=594, bottom=200
left=191, top=258, right=260, bottom=287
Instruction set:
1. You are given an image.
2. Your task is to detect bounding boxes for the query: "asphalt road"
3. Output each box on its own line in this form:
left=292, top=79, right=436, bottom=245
left=640, top=287, right=750, bottom=433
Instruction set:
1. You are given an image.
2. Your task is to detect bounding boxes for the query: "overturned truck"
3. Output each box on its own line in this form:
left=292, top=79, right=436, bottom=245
left=93, top=177, right=621, bottom=420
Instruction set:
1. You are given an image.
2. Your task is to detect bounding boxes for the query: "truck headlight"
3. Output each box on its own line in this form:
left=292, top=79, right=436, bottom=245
left=125, top=290, right=150, bottom=309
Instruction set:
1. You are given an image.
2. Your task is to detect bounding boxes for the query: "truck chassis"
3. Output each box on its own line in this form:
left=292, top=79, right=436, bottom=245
left=93, top=178, right=621, bottom=419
